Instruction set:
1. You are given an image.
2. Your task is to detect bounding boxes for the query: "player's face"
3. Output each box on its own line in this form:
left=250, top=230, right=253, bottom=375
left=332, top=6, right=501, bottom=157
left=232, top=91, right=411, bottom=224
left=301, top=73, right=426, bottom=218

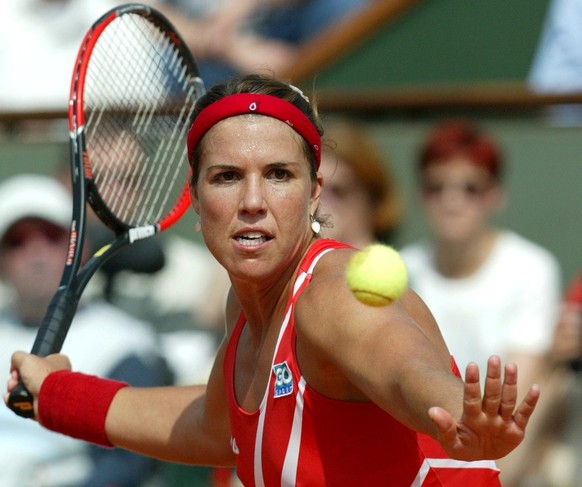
left=191, top=115, right=322, bottom=283
left=420, top=158, right=502, bottom=244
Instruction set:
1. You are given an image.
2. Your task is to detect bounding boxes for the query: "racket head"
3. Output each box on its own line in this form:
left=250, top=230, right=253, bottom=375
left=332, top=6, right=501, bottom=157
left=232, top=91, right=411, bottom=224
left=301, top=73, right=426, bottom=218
left=69, top=3, right=204, bottom=237
left=7, top=4, right=204, bottom=419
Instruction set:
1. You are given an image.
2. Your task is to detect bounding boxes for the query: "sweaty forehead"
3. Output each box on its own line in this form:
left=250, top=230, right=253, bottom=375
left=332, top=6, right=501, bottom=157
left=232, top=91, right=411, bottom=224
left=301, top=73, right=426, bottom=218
left=211, top=113, right=295, bottom=130
left=200, top=115, right=306, bottom=160
left=207, top=114, right=301, bottom=141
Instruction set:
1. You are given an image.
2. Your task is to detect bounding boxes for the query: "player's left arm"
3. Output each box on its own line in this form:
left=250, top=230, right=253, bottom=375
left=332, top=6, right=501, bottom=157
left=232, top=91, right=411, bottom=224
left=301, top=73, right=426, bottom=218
left=295, top=249, right=540, bottom=461
left=295, top=249, right=459, bottom=434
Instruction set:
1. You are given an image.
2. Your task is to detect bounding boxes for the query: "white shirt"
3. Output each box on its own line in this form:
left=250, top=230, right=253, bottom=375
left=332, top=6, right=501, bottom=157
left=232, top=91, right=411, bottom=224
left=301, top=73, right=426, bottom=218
left=0, top=300, right=159, bottom=487
left=400, top=230, right=561, bottom=373
left=0, top=0, right=117, bottom=111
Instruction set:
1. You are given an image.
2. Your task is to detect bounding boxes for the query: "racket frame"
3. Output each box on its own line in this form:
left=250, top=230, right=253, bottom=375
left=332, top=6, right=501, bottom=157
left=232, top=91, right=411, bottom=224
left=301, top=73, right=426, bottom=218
left=8, top=3, right=202, bottom=418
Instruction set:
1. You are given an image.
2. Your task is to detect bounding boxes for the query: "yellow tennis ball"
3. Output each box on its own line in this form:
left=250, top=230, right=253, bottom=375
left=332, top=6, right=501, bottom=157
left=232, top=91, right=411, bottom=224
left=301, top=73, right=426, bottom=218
left=346, top=244, right=408, bottom=306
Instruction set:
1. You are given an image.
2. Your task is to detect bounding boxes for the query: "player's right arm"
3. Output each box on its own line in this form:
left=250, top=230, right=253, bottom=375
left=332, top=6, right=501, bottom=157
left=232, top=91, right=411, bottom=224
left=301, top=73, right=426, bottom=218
left=5, top=339, right=235, bottom=467
left=106, top=338, right=234, bottom=466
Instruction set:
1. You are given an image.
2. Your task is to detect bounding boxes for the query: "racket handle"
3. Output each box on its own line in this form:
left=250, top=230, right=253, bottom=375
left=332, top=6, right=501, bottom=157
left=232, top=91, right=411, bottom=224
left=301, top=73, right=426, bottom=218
left=31, top=287, right=79, bottom=356
left=8, top=289, right=79, bottom=418
left=7, top=383, right=35, bottom=418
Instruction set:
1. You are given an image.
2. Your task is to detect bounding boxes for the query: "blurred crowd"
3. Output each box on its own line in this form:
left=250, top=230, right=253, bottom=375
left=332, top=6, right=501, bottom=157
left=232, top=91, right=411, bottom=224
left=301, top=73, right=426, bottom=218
left=1, top=1, right=581, bottom=487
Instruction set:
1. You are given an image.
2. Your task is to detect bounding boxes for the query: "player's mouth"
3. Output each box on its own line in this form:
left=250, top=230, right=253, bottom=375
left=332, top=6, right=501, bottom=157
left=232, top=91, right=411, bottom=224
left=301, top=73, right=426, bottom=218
left=234, top=231, right=272, bottom=247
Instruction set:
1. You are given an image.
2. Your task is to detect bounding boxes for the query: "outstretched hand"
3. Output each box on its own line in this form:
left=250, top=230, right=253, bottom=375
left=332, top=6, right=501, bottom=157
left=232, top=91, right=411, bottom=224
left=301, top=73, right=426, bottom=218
left=428, top=355, right=540, bottom=461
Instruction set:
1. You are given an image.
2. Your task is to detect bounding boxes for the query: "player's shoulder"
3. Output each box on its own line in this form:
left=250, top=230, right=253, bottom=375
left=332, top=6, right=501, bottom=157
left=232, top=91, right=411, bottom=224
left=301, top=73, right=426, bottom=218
left=306, top=242, right=354, bottom=285
left=295, top=244, right=357, bottom=323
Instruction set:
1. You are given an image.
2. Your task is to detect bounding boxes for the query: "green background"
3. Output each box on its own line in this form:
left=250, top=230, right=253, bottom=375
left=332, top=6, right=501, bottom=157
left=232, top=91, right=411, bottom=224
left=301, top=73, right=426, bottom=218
left=311, top=0, right=551, bottom=89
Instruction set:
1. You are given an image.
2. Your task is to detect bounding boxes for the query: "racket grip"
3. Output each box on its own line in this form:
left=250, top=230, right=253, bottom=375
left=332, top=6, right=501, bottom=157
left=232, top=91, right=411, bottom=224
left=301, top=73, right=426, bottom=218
left=7, top=383, right=35, bottom=419
left=31, top=288, right=79, bottom=356
left=8, top=289, right=79, bottom=418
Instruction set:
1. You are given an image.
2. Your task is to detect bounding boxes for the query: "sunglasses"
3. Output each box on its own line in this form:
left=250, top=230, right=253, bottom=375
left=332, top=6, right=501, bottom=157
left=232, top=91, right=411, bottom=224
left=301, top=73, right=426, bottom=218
left=1, top=219, right=67, bottom=250
left=421, top=180, right=491, bottom=199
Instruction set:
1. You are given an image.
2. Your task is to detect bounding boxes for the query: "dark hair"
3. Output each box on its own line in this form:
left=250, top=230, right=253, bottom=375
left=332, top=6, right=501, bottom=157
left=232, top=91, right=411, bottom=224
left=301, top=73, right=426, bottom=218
left=419, top=118, right=503, bottom=181
left=189, top=74, right=323, bottom=186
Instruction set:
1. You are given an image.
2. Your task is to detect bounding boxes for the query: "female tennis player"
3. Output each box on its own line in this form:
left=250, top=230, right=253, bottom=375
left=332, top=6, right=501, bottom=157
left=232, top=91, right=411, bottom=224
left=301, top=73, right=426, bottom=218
left=5, top=74, right=539, bottom=486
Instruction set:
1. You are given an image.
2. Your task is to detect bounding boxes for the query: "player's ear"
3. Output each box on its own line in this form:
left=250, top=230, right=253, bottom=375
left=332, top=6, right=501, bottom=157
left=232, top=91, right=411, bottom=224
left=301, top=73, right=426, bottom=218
left=310, top=171, right=323, bottom=215
left=189, top=182, right=200, bottom=214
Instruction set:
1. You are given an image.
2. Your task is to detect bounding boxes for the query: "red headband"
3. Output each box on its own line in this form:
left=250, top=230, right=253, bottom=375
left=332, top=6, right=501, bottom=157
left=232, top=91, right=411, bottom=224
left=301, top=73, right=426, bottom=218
left=187, top=93, right=321, bottom=168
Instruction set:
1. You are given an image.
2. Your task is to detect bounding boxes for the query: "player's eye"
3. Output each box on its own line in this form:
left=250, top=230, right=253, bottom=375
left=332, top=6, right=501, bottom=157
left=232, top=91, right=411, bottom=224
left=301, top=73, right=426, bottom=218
left=214, top=171, right=239, bottom=183
left=268, top=168, right=291, bottom=181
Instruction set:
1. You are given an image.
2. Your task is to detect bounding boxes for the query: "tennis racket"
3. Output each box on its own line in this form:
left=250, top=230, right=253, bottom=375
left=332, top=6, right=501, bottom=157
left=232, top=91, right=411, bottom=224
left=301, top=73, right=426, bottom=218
left=8, top=3, right=204, bottom=418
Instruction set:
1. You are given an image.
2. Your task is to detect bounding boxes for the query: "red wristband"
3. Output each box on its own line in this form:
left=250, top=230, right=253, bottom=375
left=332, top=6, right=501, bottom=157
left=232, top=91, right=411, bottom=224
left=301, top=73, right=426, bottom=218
left=38, top=370, right=128, bottom=447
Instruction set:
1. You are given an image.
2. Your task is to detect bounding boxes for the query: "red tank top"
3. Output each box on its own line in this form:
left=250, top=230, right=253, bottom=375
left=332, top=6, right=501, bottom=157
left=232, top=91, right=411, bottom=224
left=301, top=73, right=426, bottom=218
left=224, top=239, right=501, bottom=486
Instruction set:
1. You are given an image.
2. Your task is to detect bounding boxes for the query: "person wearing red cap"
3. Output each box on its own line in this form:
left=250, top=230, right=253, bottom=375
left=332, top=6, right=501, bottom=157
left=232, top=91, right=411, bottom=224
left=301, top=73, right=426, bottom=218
left=400, top=118, right=562, bottom=486
left=5, top=75, right=540, bottom=486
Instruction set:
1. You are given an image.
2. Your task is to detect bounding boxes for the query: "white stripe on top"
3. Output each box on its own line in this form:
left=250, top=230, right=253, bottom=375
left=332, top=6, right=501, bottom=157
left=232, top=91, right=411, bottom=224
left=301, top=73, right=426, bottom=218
left=253, top=246, right=335, bottom=485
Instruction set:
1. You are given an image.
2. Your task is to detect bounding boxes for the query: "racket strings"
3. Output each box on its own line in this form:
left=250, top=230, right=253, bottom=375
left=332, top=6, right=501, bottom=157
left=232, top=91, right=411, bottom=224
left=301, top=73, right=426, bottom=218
left=83, top=13, right=200, bottom=227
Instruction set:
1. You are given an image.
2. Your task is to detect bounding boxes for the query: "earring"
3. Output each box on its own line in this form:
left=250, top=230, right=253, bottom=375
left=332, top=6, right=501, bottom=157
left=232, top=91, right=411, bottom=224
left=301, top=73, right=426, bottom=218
left=310, top=215, right=321, bottom=234
left=194, top=221, right=201, bottom=233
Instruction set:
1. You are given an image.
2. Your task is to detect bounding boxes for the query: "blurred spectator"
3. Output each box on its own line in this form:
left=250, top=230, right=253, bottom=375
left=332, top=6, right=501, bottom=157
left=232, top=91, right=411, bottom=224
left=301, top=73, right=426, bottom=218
left=0, top=0, right=370, bottom=110
left=148, top=0, right=371, bottom=87
left=550, top=273, right=582, bottom=370
left=104, top=232, right=231, bottom=385
left=528, top=0, right=582, bottom=124
left=399, top=118, right=562, bottom=486
left=530, top=273, right=582, bottom=487
left=318, top=116, right=402, bottom=247
left=0, top=174, right=169, bottom=487
left=0, top=0, right=116, bottom=111
left=54, top=157, right=230, bottom=387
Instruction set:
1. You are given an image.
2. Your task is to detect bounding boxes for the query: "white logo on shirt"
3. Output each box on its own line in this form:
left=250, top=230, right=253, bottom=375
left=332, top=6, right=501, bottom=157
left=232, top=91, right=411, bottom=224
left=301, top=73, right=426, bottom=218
left=231, top=436, right=240, bottom=454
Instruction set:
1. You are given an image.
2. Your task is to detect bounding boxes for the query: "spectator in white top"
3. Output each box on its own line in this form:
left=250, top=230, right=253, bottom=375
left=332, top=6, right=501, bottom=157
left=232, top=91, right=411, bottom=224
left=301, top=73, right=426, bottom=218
left=0, top=173, right=169, bottom=487
left=399, top=118, right=562, bottom=487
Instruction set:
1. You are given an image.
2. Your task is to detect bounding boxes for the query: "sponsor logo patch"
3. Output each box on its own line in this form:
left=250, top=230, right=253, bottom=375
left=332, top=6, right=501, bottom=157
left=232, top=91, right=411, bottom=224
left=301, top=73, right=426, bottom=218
left=272, top=361, right=293, bottom=398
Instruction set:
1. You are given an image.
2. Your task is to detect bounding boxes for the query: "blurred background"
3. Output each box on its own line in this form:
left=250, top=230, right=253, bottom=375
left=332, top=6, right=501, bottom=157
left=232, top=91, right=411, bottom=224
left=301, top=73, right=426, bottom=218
left=1, top=0, right=579, bottom=288
left=1, top=1, right=581, bottom=486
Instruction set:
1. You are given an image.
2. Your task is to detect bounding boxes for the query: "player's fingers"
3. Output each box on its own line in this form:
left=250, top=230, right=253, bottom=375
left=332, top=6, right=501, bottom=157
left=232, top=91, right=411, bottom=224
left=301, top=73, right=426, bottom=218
left=9, top=350, right=29, bottom=369
left=45, top=353, right=72, bottom=370
left=6, top=369, right=19, bottom=390
left=499, top=362, right=518, bottom=421
left=482, top=355, right=503, bottom=417
left=10, top=352, right=71, bottom=397
left=4, top=370, right=19, bottom=405
left=428, top=406, right=458, bottom=446
left=463, top=362, right=483, bottom=417
left=513, top=384, right=541, bottom=431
